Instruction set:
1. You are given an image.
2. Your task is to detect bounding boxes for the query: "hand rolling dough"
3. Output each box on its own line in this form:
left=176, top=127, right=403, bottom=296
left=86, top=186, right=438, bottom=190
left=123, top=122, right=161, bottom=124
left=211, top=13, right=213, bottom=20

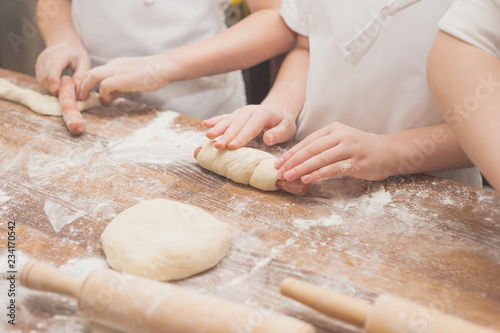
left=0, top=78, right=100, bottom=116
left=197, top=140, right=279, bottom=191
left=101, top=198, right=231, bottom=281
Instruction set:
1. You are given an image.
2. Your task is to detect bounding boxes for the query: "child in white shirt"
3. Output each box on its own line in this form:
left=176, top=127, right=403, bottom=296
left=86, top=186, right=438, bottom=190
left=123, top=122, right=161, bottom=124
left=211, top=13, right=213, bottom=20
left=204, top=0, right=481, bottom=187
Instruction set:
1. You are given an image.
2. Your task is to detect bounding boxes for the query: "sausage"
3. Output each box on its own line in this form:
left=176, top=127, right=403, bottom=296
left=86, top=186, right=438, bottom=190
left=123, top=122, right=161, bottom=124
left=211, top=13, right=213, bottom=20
left=276, top=179, right=311, bottom=196
left=194, top=146, right=310, bottom=195
left=59, top=75, right=86, bottom=135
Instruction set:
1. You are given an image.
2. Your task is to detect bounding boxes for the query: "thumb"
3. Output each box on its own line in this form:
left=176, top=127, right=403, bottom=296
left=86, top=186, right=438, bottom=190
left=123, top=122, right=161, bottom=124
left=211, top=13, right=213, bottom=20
left=263, top=117, right=297, bottom=146
left=72, top=58, right=91, bottom=87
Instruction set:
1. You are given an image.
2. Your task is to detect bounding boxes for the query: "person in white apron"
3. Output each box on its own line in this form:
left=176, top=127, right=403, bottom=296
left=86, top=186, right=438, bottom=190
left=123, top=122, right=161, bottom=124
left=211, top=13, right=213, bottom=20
left=203, top=0, right=482, bottom=187
left=427, top=0, right=500, bottom=190
left=35, top=0, right=293, bottom=119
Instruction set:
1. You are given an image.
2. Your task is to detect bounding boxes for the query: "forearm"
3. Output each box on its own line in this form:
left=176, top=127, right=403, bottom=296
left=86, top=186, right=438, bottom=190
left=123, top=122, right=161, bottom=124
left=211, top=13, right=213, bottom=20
left=387, top=123, right=473, bottom=176
left=161, top=8, right=296, bottom=82
left=37, top=0, right=80, bottom=46
left=260, top=35, right=309, bottom=120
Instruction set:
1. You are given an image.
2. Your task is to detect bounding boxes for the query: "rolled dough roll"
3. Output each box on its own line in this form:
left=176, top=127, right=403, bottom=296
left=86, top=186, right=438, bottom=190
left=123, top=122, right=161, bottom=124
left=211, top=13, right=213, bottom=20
left=101, top=198, right=231, bottom=281
left=197, top=140, right=279, bottom=191
left=0, top=78, right=100, bottom=116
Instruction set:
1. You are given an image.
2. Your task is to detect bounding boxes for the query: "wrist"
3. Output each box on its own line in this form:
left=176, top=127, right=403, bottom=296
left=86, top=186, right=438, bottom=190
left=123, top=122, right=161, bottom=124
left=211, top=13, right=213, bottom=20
left=381, top=133, right=417, bottom=177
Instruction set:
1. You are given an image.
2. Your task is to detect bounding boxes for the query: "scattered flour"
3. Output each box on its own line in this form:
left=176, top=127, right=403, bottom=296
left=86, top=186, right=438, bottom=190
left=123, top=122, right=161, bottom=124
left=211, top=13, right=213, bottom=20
left=340, top=163, right=352, bottom=173
left=58, top=257, right=109, bottom=278
left=292, top=188, right=393, bottom=231
left=44, top=200, right=86, bottom=233
left=293, top=215, right=344, bottom=231
left=0, top=189, right=12, bottom=205
left=109, top=111, right=205, bottom=165
left=220, top=237, right=297, bottom=289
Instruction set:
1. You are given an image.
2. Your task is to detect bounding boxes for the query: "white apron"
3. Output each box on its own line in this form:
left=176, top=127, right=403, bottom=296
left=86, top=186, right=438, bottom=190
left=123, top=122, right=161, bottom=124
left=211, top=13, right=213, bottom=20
left=72, top=0, right=246, bottom=118
left=280, top=0, right=482, bottom=187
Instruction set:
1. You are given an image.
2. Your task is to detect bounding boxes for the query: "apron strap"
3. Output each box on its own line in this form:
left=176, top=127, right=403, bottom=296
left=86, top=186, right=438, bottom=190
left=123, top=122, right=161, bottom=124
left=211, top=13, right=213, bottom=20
left=341, top=0, right=422, bottom=65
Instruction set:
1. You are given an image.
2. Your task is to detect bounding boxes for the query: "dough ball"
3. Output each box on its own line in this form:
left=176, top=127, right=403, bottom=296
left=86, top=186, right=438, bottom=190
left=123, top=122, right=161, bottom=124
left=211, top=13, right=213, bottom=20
left=100, top=199, right=231, bottom=281
left=197, top=140, right=279, bottom=191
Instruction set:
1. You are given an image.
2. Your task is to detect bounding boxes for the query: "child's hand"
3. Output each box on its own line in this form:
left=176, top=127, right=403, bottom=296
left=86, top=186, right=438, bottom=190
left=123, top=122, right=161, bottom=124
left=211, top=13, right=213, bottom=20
left=77, top=55, right=170, bottom=104
left=275, top=122, right=395, bottom=183
left=35, top=41, right=91, bottom=96
left=202, top=103, right=297, bottom=150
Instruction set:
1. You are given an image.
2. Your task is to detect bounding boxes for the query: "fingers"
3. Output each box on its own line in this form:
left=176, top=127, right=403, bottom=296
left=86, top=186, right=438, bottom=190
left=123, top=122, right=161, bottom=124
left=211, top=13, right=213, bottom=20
left=202, top=115, right=226, bottom=129
left=72, top=56, right=92, bottom=87
left=77, top=66, right=115, bottom=101
left=35, top=44, right=91, bottom=96
left=36, top=53, right=67, bottom=95
left=98, top=77, right=124, bottom=105
left=300, top=162, right=351, bottom=184
left=276, top=135, right=346, bottom=182
left=275, top=126, right=333, bottom=169
left=206, top=117, right=232, bottom=141
left=263, top=117, right=296, bottom=146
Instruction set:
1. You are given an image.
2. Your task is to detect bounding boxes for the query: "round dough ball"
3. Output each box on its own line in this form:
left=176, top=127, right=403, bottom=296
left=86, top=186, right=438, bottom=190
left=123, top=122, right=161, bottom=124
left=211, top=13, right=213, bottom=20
left=100, top=199, right=231, bottom=281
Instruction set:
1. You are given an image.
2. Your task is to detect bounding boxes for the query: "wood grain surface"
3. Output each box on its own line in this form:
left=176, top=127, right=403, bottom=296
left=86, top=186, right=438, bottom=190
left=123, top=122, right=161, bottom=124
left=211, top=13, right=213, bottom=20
left=0, top=68, right=499, bottom=333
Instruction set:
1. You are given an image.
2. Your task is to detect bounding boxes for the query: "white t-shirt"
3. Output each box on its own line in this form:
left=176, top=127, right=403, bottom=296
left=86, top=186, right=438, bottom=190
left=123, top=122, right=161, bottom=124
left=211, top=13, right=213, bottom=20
left=438, top=0, right=500, bottom=58
left=72, top=0, right=246, bottom=119
left=280, top=0, right=482, bottom=187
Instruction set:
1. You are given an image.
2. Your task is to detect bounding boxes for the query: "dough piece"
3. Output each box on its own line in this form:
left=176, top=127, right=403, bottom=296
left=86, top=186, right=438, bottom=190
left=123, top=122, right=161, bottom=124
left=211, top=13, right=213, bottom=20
left=197, top=140, right=279, bottom=191
left=0, top=78, right=100, bottom=116
left=101, top=198, right=231, bottom=281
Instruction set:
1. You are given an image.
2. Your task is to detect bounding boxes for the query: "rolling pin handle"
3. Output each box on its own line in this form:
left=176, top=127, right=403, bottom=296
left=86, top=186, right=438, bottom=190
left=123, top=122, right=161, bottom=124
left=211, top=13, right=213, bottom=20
left=18, top=261, right=83, bottom=298
left=281, top=278, right=372, bottom=328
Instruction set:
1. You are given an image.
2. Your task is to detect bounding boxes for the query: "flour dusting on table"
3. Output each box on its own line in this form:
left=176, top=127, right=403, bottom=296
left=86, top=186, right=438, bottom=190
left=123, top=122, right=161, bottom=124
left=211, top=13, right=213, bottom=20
left=293, top=188, right=393, bottom=231
left=44, top=200, right=86, bottom=233
left=109, top=111, right=205, bottom=165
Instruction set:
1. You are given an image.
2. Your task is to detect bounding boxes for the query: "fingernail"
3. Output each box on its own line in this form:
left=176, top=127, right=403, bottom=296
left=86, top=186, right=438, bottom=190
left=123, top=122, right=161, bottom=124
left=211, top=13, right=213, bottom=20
left=50, top=83, right=57, bottom=92
left=301, top=175, right=312, bottom=183
left=275, top=157, right=285, bottom=168
left=266, top=133, right=275, bottom=145
left=277, top=168, right=285, bottom=179
left=284, top=169, right=296, bottom=180
left=228, top=139, right=239, bottom=148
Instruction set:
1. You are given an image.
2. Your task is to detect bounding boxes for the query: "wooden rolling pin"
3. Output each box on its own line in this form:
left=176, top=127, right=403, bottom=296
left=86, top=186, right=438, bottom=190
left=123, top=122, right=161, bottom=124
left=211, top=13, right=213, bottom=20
left=280, top=278, right=497, bottom=333
left=19, top=261, right=315, bottom=333
left=193, top=146, right=310, bottom=195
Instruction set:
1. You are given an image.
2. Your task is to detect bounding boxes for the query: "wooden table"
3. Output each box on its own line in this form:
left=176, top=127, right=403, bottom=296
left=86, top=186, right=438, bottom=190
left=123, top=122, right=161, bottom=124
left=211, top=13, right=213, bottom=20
left=0, top=68, right=499, bottom=333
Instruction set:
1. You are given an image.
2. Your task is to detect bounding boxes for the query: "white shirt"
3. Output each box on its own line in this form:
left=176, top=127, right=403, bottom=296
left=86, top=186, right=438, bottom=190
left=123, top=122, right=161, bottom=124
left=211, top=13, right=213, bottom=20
left=438, top=0, right=500, bottom=58
left=72, top=0, right=246, bottom=119
left=280, top=0, right=482, bottom=187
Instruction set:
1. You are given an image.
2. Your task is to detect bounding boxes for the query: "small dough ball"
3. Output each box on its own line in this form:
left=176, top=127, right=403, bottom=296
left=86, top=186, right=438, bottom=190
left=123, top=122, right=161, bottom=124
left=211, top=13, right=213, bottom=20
left=101, top=199, right=231, bottom=281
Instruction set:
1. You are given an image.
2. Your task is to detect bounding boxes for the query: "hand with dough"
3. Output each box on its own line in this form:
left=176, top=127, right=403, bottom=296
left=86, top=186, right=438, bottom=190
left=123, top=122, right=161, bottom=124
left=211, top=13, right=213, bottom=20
left=194, top=141, right=310, bottom=195
left=274, top=122, right=401, bottom=184
left=35, top=1, right=91, bottom=96
left=202, top=103, right=298, bottom=150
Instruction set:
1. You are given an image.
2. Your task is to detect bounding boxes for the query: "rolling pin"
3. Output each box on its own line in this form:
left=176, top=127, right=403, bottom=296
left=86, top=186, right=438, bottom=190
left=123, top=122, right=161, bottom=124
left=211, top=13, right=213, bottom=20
left=193, top=146, right=310, bottom=195
left=19, top=261, right=315, bottom=333
left=59, top=75, right=86, bottom=135
left=280, top=278, right=497, bottom=333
